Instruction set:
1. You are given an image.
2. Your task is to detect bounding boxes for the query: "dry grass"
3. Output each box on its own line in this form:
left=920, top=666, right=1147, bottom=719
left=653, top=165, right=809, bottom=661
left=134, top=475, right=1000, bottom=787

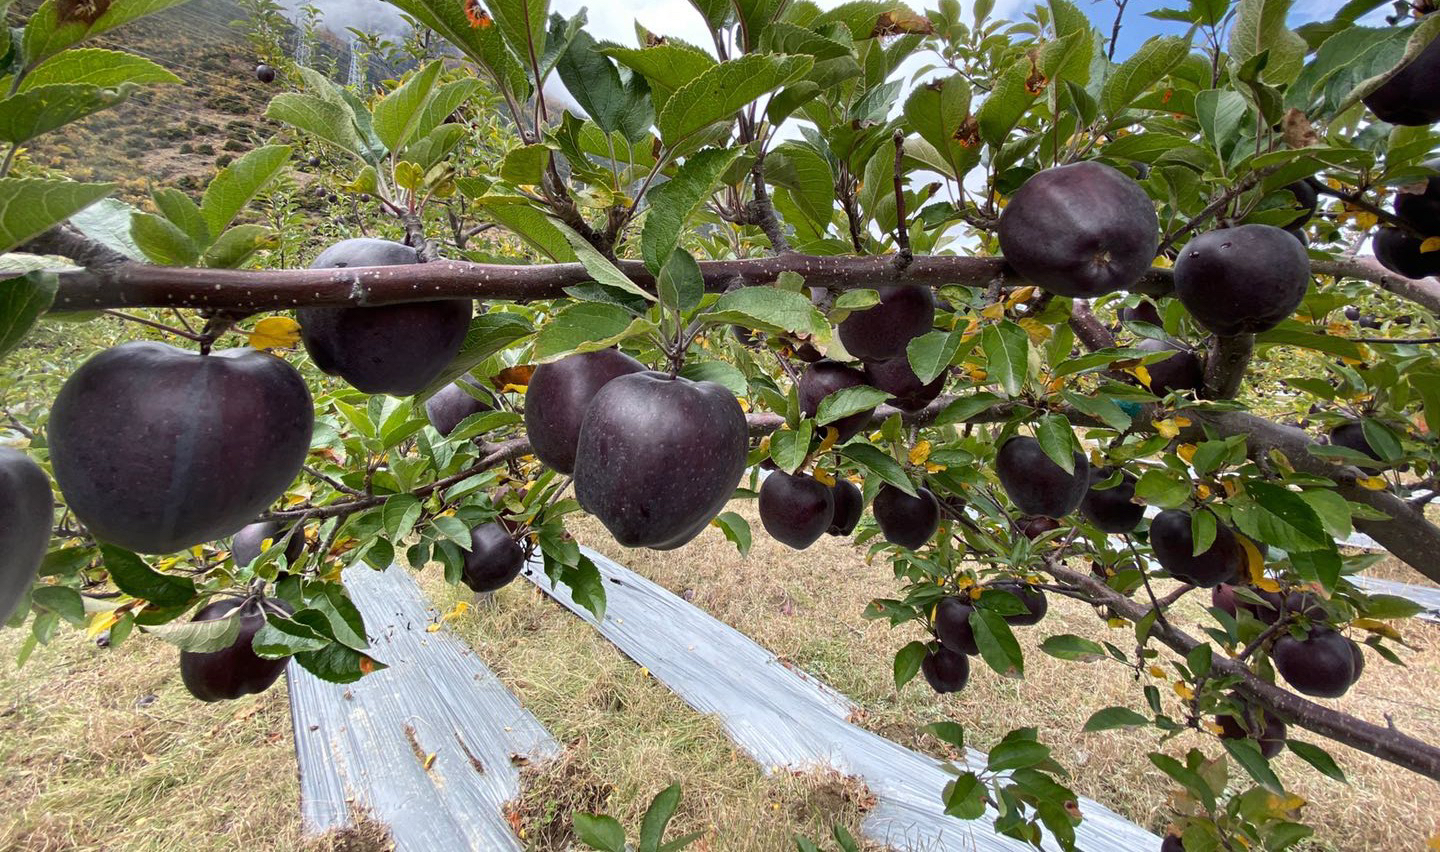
left=569, top=500, right=1440, bottom=852
left=421, top=571, right=876, bottom=850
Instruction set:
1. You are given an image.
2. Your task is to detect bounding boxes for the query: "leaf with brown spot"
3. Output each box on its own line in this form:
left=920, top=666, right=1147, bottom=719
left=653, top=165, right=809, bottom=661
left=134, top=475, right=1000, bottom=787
left=490, top=364, right=536, bottom=389
left=58, top=0, right=111, bottom=25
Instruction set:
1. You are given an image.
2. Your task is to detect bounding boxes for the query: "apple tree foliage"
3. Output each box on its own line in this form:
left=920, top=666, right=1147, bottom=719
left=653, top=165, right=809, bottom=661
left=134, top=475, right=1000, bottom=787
left=2, top=0, right=1440, bottom=848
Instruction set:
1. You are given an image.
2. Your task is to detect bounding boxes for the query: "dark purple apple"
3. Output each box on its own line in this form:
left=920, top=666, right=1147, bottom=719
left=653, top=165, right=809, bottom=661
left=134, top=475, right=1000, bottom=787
left=837, top=285, right=935, bottom=361
left=574, top=372, right=748, bottom=550
left=827, top=478, right=863, bottom=536
left=872, top=484, right=940, bottom=549
left=1079, top=468, right=1144, bottom=533
left=255, top=63, right=276, bottom=83
left=1213, top=584, right=1284, bottom=623
left=1136, top=338, right=1203, bottom=396
left=231, top=520, right=306, bottom=568
left=179, top=596, right=294, bottom=702
left=463, top=522, right=525, bottom=592
left=1149, top=509, right=1244, bottom=588
left=298, top=239, right=472, bottom=396
left=1373, top=227, right=1440, bottom=280
left=1273, top=627, right=1355, bottom=698
left=863, top=356, right=944, bottom=412
left=1161, top=834, right=1185, bottom=852
left=1281, top=179, right=1319, bottom=229
left=1362, top=36, right=1440, bottom=126
left=1329, top=420, right=1383, bottom=462
left=759, top=471, right=834, bottom=550
left=525, top=349, right=645, bottom=474
left=921, top=645, right=970, bottom=694
left=1015, top=515, right=1061, bottom=539
left=1348, top=638, right=1366, bottom=685
left=49, top=342, right=314, bottom=554
left=0, top=448, right=52, bottom=622
left=995, top=436, right=1089, bottom=519
left=425, top=375, right=493, bottom=437
left=1174, top=225, right=1310, bottom=336
left=1216, top=702, right=1286, bottom=759
left=934, top=596, right=979, bottom=655
left=798, top=360, right=875, bottom=442
left=1394, top=157, right=1440, bottom=235
left=997, top=161, right=1160, bottom=298
left=1118, top=300, right=1164, bottom=327
left=993, top=581, right=1047, bottom=626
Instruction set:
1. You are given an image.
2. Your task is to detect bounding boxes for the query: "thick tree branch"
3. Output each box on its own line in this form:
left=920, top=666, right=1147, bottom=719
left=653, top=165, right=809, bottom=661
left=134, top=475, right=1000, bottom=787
left=746, top=154, right=791, bottom=253
left=1200, top=333, right=1254, bottom=400
left=19, top=223, right=129, bottom=272
left=1313, top=256, right=1440, bottom=316
left=1068, top=300, right=1116, bottom=350
left=46, top=256, right=1177, bottom=314
left=1047, top=561, right=1440, bottom=782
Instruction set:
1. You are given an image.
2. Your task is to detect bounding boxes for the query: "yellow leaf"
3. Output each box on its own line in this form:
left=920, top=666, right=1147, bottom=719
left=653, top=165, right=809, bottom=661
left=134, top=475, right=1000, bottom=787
left=1173, top=681, right=1195, bottom=700
left=1173, top=416, right=1192, bottom=427
left=1427, top=831, right=1440, bottom=850
left=737, top=396, right=750, bottom=413
left=981, top=302, right=1006, bottom=321
left=925, top=462, right=945, bottom=473
left=1202, top=721, right=1225, bottom=735
left=87, top=610, right=120, bottom=639
left=1148, top=666, right=1166, bottom=678
left=1132, top=365, right=1153, bottom=389
left=813, top=467, right=836, bottom=486
left=1356, top=475, right=1388, bottom=491
left=969, top=585, right=983, bottom=600
left=967, top=367, right=988, bottom=382
left=1152, top=254, right=1173, bottom=269
left=1352, top=618, right=1403, bottom=640
left=1005, top=286, right=1037, bottom=307
left=1153, top=418, right=1179, bottom=439
left=248, top=316, right=302, bottom=351
left=816, top=427, right=840, bottom=455
left=1018, top=317, right=1053, bottom=343
left=1254, top=577, right=1282, bottom=594
left=909, top=440, right=932, bottom=466
left=1107, top=617, right=1129, bottom=628
left=1194, top=483, right=1212, bottom=500
left=1422, top=236, right=1440, bottom=254
left=423, top=752, right=436, bottom=770
left=1177, top=443, right=1198, bottom=463
left=1221, top=477, right=1241, bottom=498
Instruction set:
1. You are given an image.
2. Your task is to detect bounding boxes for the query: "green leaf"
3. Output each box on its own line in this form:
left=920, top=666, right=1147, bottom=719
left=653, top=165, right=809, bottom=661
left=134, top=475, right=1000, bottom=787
left=199, top=145, right=292, bottom=239
left=265, top=94, right=369, bottom=163
left=1083, top=706, right=1150, bottom=731
left=0, top=271, right=57, bottom=361
left=383, top=495, right=424, bottom=542
left=22, top=0, right=192, bottom=65
left=1239, top=481, right=1329, bottom=552
left=415, top=313, right=534, bottom=401
left=839, top=443, right=915, bottom=496
left=130, top=211, right=198, bottom=265
left=466, top=194, right=576, bottom=262
left=489, top=0, right=550, bottom=75
left=639, top=783, right=683, bottom=852
left=712, top=511, right=752, bottom=556
left=657, top=248, right=704, bottom=316
left=943, top=772, right=988, bottom=819
left=0, top=178, right=114, bottom=253
left=1101, top=35, right=1192, bottom=116
left=1299, top=489, right=1352, bottom=540
left=769, top=420, right=813, bottom=473
left=533, top=302, right=651, bottom=362
left=310, top=584, right=369, bottom=649
left=678, top=361, right=747, bottom=396
left=987, top=738, right=1051, bottom=772
left=573, top=813, right=627, bottom=852
left=30, top=585, right=86, bottom=626
left=500, top=143, right=551, bottom=186
left=656, top=54, right=812, bottom=148
left=980, top=321, right=1029, bottom=397
left=145, top=607, right=243, bottom=652
left=1034, top=414, right=1077, bottom=475
left=22, top=47, right=179, bottom=90
left=1228, top=0, right=1307, bottom=86
left=699, top=287, right=828, bottom=339
left=295, top=642, right=386, bottom=684
left=373, top=60, right=444, bottom=153
left=1134, top=468, right=1192, bottom=509
left=641, top=147, right=740, bottom=275
left=972, top=608, right=1024, bottom=678
left=934, top=392, right=1003, bottom=427
left=202, top=224, right=277, bottom=269
left=1039, top=634, right=1106, bottom=662
left=894, top=640, right=927, bottom=689
left=1222, top=737, right=1284, bottom=793
left=101, top=544, right=195, bottom=607
left=554, top=220, right=656, bottom=302
left=556, top=28, right=653, bottom=141
left=604, top=43, right=717, bottom=114
left=1286, top=740, right=1347, bottom=783
left=922, top=721, right=966, bottom=749
left=561, top=554, right=607, bottom=621
left=150, top=187, right=207, bottom=247
left=766, top=142, right=835, bottom=234
left=1195, top=88, right=1248, bottom=152
left=252, top=611, right=332, bottom=658
left=976, top=58, right=1038, bottom=148
left=815, top=385, right=890, bottom=427
left=906, top=330, right=961, bottom=385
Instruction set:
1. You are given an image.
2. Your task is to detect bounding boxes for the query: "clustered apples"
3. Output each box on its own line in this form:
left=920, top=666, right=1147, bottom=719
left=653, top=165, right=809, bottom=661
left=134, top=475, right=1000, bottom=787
left=923, top=579, right=1050, bottom=696
left=180, top=596, right=294, bottom=702
left=1373, top=158, right=1440, bottom=280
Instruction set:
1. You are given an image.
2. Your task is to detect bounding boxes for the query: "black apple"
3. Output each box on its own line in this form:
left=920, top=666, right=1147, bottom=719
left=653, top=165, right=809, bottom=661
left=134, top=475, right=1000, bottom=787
left=425, top=375, right=493, bottom=437
left=1394, top=158, right=1440, bottom=236
left=1079, top=468, right=1144, bottom=533
left=525, top=348, right=645, bottom=474
left=1135, top=339, right=1203, bottom=396
left=1272, top=627, right=1355, bottom=698
left=1149, top=509, right=1244, bottom=588
left=934, top=596, right=979, bottom=655
left=231, top=520, right=306, bottom=568
left=798, top=360, right=876, bottom=442
left=1372, top=227, right=1440, bottom=280
left=838, top=285, right=935, bottom=361
left=574, top=372, right=748, bottom=550
left=0, top=448, right=52, bottom=622
left=1362, top=36, right=1440, bottom=126
left=255, top=63, right=275, bottom=83
left=872, top=483, right=940, bottom=549
left=759, top=471, right=834, bottom=550
left=179, top=596, right=294, bottom=702
left=997, top=161, right=1159, bottom=298
left=1174, top=225, right=1310, bottom=336
left=1015, top=515, right=1061, bottom=539
left=993, top=580, right=1047, bottom=626
left=863, top=356, right=944, bottom=412
left=49, top=342, right=314, bottom=554
left=1216, top=701, right=1286, bottom=759
left=995, top=436, right=1089, bottom=519
left=1281, top=179, right=1319, bottom=229
left=463, top=522, right=525, bottom=592
left=1118, top=300, right=1164, bottom=327
left=1348, top=638, right=1366, bottom=685
left=921, top=645, right=971, bottom=694
left=298, top=239, right=472, bottom=396
left=1329, top=420, right=1383, bottom=462
left=827, top=478, right=863, bottom=536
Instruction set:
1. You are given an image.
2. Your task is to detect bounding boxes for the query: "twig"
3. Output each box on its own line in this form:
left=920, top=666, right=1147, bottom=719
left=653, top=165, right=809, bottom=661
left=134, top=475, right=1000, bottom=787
left=1157, top=166, right=1282, bottom=256
left=102, top=310, right=205, bottom=343
left=303, top=465, right=365, bottom=497
left=1107, top=0, right=1130, bottom=61
left=892, top=131, right=913, bottom=271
